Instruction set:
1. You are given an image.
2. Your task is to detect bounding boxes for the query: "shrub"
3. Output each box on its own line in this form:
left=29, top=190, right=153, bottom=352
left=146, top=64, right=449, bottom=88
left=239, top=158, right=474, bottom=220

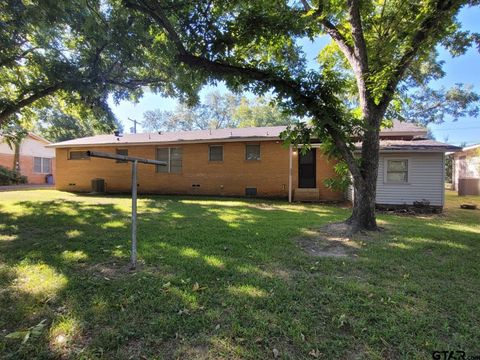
left=0, top=166, right=28, bottom=185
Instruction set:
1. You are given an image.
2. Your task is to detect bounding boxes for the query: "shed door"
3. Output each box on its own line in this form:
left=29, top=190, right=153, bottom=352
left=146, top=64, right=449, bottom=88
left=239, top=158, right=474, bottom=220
left=298, top=149, right=316, bottom=188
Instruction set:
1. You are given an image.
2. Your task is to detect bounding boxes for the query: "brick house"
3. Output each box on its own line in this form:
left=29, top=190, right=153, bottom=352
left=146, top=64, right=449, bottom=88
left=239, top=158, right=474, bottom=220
left=49, top=121, right=458, bottom=206
left=0, top=132, right=56, bottom=184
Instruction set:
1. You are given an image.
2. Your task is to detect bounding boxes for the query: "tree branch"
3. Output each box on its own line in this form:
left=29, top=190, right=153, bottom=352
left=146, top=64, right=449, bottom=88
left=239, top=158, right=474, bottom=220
left=300, top=0, right=372, bottom=113
left=0, top=47, right=39, bottom=68
left=325, top=125, right=363, bottom=183
left=321, top=20, right=357, bottom=64
left=124, top=0, right=187, bottom=55
left=125, top=0, right=364, bottom=179
left=347, top=0, right=368, bottom=73
left=377, top=0, right=464, bottom=114
left=0, top=83, right=63, bottom=126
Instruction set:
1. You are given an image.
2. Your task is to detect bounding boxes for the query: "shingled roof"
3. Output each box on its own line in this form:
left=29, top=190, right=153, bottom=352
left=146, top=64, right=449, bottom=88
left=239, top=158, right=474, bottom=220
left=48, top=120, right=429, bottom=148
left=379, top=120, right=428, bottom=136
left=48, top=126, right=287, bottom=148
left=356, top=139, right=461, bottom=152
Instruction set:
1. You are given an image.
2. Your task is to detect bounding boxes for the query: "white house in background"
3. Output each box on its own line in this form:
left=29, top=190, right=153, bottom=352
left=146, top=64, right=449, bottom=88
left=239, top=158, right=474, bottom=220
left=0, top=132, right=56, bottom=184
left=347, top=122, right=460, bottom=210
left=451, top=144, right=480, bottom=195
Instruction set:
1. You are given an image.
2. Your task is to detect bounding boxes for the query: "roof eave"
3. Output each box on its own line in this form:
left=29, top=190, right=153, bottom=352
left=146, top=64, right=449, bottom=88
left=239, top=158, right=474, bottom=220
left=47, top=136, right=283, bottom=148
left=379, top=131, right=428, bottom=137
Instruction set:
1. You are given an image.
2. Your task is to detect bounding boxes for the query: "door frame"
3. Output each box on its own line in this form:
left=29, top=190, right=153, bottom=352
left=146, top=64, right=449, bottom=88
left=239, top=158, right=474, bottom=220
left=298, top=148, right=316, bottom=188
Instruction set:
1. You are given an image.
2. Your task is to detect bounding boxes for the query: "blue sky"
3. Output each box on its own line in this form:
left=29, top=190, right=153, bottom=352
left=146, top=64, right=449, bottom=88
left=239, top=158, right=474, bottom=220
left=110, top=7, right=480, bottom=146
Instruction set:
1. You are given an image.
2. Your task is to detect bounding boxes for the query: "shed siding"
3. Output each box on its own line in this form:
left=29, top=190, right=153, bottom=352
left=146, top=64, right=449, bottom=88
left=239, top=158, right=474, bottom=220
left=376, top=152, right=444, bottom=206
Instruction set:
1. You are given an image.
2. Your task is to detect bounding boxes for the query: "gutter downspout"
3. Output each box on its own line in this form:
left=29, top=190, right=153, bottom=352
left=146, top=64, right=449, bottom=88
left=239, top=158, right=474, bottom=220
left=288, top=145, right=292, bottom=203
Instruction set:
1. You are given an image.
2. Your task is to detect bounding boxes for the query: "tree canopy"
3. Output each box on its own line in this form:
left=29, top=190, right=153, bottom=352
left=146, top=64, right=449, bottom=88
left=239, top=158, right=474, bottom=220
left=142, top=91, right=296, bottom=132
left=118, top=0, right=479, bottom=230
left=2, top=0, right=479, bottom=230
left=0, top=0, right=167, bottom=129
left=34, top=106, right=122, bottom=143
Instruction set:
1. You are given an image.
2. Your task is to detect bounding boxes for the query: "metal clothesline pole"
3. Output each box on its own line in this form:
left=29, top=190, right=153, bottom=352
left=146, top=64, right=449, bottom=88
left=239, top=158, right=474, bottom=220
left=131, top=160, right=138, bottom=269
left=87, top=151, right=167, bottom=270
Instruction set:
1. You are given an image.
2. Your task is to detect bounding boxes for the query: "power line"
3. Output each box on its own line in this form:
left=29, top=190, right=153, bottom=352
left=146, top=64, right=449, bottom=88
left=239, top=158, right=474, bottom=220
left=431, top=126, right=480, bottom=131
left=127, top=117, right=140, bottom=134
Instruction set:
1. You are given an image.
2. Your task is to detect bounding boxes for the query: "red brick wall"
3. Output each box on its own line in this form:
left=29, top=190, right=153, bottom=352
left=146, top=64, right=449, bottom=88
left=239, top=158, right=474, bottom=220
left=55, top=141, right=343, bottom=200
left=0, top=153, right=14, bottom=170
left=0, top=154, right=56, bottom=185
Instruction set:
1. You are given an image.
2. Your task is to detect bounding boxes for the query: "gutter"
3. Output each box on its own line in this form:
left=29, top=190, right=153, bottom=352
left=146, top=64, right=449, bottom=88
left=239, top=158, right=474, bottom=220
left=46, top=136, right=284, bottom=148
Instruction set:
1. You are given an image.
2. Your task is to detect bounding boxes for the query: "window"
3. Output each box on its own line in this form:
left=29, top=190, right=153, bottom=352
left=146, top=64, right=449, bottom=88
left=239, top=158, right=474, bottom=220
left=116, top=149, right=128, bottom=163
left=34, top=157, right=42, bottom=173
left=69, top=151, right=90, bottom=160
left=386, top=159, right=409, bottom=183
left=156, top=147, right=182, bottom=173
left=209, top=145, right=223, bottom=162
left=170, top=148, right=182, bottom=173
left=33, top=157, right=52, bottom=173
left=42, top=158, right=51, bottom=173
left=245, top=144, right=260, bottom=161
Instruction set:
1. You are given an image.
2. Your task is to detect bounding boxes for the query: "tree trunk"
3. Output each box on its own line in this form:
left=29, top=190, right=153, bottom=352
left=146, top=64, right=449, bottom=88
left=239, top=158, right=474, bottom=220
left=348, top=174, right=378, bottom=231
left=13, top=142, right=20, bottom=172
left=346, top=109, right=382, bottom=232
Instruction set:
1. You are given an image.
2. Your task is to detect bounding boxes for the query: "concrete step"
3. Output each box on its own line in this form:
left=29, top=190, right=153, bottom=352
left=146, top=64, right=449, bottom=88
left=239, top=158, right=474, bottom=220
left=293, top=188, right=320, bottom=202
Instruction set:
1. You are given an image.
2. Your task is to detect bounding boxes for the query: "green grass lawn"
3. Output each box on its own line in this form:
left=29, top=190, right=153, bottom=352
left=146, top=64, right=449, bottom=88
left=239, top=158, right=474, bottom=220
left=0, top=190, right=479, bottom=359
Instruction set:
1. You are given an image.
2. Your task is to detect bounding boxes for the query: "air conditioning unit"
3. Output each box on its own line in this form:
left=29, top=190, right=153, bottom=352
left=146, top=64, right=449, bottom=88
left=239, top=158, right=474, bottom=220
left=91, top=178, right=106, bottom=193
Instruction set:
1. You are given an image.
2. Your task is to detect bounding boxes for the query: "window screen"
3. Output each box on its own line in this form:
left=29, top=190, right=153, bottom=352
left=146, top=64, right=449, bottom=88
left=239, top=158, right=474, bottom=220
left=209, top=145, right=223, bottom=161
left=42, top=158, right=51, bottom=173
left=245, top=144, right=260, bottom=160
left=386, top=159, right=408, bottom=183
left=69, top=151, right=90, bottom=160
left=156, top=147, right=182, bottom=173
left=34, top=157, right=42, bottom=173
left=170, top=148, right=182, bottom=173
left=116, top=149, right=128, bottom=163
left=156, top=148, right=169, bottom=173
left=34, top=157, right=52, bottom=173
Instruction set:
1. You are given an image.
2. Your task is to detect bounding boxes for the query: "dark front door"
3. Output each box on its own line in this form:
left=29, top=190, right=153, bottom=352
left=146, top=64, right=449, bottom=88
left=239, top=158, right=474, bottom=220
left=298, top=149, right=316, bottom=188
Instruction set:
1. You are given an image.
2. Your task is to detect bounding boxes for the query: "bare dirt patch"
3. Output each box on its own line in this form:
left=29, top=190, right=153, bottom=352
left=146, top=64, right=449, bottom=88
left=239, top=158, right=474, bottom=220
left=296, top=222, right=371, bottom=258
left=84, top=262, right=132, bottom=279
left=246, top=203, right=281, bottom=211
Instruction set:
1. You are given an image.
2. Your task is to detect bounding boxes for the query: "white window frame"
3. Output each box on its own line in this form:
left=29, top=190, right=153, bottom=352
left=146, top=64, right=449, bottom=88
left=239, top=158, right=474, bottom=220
left=384, top=157, right=411, bottom=184
left=156, top=147, right=182, bottom=173
left=33, top=157, right=52, bottom=174
left=209, top=145, right=224, bottom=162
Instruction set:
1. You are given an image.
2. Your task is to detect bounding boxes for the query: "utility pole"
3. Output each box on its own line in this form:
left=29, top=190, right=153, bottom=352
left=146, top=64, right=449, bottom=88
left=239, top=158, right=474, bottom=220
left=127, top=117, right=140, bottom=134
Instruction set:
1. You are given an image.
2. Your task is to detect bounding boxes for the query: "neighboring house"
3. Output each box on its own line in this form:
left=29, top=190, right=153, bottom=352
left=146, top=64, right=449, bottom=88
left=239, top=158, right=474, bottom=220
left=49, top=121, right=458, bottom=209
left=450, top=144, right=480, bottom=195
left=0, top=132, right=56, bottom=184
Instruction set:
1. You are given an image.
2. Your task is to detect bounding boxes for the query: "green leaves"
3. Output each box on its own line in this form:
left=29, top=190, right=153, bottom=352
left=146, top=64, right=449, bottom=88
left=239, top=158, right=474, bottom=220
left=5, top=319, right=47, bottom=345
left=142, top=91, right=296, bottom=132
left=386, top=84, right=480, bottom=124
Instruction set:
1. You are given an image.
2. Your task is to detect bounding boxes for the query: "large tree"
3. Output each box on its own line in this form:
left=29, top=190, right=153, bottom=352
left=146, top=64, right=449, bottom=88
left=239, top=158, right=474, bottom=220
left=121, top=0, right=479, bottom=231
left=0, top=0, right=166, bottom=129
left=34, top=106, right=123, bottom=143
left=142, top=91, right=296, bottom=131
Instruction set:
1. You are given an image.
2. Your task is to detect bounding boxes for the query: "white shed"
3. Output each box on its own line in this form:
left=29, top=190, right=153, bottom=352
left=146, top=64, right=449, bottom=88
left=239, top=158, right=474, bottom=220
left=349, top=139, right=460, bottom=209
